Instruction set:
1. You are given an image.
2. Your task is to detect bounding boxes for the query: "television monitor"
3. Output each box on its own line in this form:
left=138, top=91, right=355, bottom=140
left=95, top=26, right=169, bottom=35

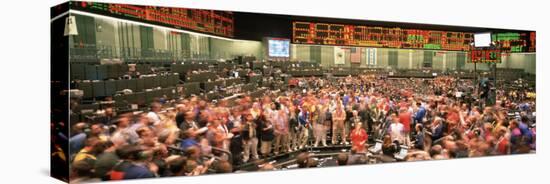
left=474, top=32, right=492, bottom=47
left=268, top=38, right=290, bottom=57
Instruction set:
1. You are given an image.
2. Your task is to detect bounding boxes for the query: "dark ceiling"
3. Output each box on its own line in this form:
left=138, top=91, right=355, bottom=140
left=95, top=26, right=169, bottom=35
left=234, top=11, right=534, bottom=41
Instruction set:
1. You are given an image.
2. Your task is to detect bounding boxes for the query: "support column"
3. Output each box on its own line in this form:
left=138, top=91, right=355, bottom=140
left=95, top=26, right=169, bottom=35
left=291, top=44, right=297, bottom=61
left=442, top=52, right=447, bottom=71
left=408, top=50, right=413, bottom=69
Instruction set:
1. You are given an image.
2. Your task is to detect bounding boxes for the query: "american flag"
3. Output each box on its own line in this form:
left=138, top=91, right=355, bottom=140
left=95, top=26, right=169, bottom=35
left=350, top=48, right=361, bottom=63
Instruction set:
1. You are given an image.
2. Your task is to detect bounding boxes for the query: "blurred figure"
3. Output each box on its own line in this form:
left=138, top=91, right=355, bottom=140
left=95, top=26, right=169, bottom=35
left=350, top=122, right=368, bottom=153
left=314, top=103, right=330, bottom=147
left=332, top=104, right=347, bottom=145
left=259, top=115, right=274, bottom=157
left=241, top=113, right=258, bottom=162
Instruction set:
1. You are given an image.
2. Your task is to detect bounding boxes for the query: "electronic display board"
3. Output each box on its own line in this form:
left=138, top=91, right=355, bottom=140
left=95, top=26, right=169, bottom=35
left=293, top=21, right=536, bottom=53
left=70, top=1, right=234, bottom=37
left=492, top=32, right=535, bottom=52
left=469, top=49, right=502, bottom=63
left=293, top=21, right=473, bottom=51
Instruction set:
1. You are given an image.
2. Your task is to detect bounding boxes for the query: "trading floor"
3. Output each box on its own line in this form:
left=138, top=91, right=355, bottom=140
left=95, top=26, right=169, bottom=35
left=50, top=1, right=536, bottom=182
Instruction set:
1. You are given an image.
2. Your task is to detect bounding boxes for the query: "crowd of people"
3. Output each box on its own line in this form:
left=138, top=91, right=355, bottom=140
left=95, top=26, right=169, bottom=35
left=66, top=74, right=536, bottom=183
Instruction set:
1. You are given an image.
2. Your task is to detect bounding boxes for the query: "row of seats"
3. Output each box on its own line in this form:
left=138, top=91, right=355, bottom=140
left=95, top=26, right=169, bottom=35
left=215, top=62, right=238, bottom=70
left=201, top=80, right=224, bottom=92
left=71, top=63, right=153, bottom=81
left=389, top=72, right=436, bottom=78
left=271, top=61, right=320, bottom=71
left=187, top=83, right=259, bottom=100
left=199, top=87, right=252, bottom=100
left=223, top=83, right=251, bottom=94
left=73, top=86, right=183, bottom=119
left=72, top=82, right=265, bottom=119
left=171, top=62, right=244, bottom=72
left=186, top=72, right=218, bottom=82
left=75, top=73, right=180, bottom=99
left=224, top=78, right=243, bottom=86
left=286, top=70, right=324, bottom=77
left=113, top=87, right=180, bottom=108
left=202, top=78, right=244, bottom=91
left=170, top=64, right=210, bottom=74
left=171, top=63, right=253, bottom=81
left=71, top=59, right=259, bottom=82
left=204, top=91, right=223, bottom=100
left=287, top=63, right=321, bottom=69
left=125, top=59, right=173, bottom=66
left=332, top=69, right=360, bottom=76
left=181, top=82, right=201, bottom=97
left=70, top=58, right=100, bottom=63
left=181, top=79, right=254, bottom=98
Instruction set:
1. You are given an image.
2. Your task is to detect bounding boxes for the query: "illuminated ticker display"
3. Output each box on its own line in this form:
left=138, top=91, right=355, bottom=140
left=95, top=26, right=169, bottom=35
left=530, top=32, right=536, bottom=52
left=71, top=1, right=234, bottom=37
left=294, top=21, right=537, bottom=53
left=468, top=32, right=536, bottom=63
left=293, top=21, right=474, bottom=51
left=492, top=32, right=536, bottom=52
left=469, top=49, right=502, bottom=63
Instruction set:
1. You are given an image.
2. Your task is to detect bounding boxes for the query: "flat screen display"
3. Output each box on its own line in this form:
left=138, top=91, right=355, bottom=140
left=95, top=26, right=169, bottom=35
left=474, top=32, right=492, bottom=47
left=268, top=39, right=290, bottom=57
